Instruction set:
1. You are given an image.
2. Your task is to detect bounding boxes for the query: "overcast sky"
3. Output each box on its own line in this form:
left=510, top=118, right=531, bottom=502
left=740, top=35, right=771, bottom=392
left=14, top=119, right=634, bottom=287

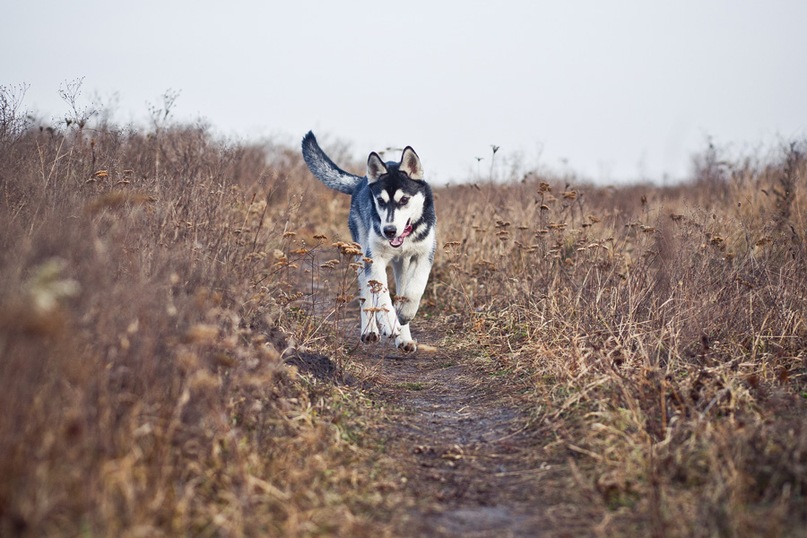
left=4, top=1, right=806, bottom=184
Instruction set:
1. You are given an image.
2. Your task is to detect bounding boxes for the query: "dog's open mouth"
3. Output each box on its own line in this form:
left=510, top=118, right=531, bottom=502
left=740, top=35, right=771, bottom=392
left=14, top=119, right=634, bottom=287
left=389, top=220, right=413, bottom=248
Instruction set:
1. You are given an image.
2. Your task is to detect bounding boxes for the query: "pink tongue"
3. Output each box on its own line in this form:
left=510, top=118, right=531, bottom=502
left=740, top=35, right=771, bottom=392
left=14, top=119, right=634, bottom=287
left=390, top=224, right=413, bottom=247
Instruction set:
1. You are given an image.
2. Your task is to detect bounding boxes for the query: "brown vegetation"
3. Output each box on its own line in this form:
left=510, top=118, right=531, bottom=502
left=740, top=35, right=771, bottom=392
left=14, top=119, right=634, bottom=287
left=432, top=145, right=807, bottom=535
left=0, top=86, right=805, bottom=536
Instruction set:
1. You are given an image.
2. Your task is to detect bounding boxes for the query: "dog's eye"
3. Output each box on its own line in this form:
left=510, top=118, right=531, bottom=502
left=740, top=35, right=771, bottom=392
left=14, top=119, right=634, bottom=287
left=399, top=196, right=410, bottom=205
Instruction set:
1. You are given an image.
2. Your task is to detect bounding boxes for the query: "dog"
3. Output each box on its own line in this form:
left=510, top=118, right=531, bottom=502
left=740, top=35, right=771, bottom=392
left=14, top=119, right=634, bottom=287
left=301, top=131, right=436, bottom=352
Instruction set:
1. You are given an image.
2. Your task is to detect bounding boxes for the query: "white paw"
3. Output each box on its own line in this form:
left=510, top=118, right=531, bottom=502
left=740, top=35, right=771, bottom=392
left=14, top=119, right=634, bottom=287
left=394, top=325, right=416, bottom=352
left=376, top=314, right=401, bottom=339
left=395, top=337, right=418, bottom=353
left=360, top=313, right=379, bottom=344
left=361, top=331, right=379, bottom=344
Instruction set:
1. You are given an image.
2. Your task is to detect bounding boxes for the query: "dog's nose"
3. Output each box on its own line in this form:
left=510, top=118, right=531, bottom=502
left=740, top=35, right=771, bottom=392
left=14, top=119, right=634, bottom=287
left=382, top=225, right=397, bottom=238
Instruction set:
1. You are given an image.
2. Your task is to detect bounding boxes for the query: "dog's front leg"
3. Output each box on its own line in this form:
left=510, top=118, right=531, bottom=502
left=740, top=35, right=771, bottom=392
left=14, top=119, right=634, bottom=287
left=391, top=255, right=433, bottom=353
left=359, top=260, right=400, bottom=343
left=357, top=268, right=379, bottom=343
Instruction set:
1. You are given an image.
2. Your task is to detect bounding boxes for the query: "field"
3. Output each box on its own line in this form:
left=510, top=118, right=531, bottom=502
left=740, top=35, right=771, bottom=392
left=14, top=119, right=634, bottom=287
left=1, top=87, right=806, bottom=536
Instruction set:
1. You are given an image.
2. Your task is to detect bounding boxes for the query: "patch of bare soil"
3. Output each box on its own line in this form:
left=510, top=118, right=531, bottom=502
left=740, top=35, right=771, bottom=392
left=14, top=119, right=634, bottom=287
left=350, top=329, right=601, bottom=538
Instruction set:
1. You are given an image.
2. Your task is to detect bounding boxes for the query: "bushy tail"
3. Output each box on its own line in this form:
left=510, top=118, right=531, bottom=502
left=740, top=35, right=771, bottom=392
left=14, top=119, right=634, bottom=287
left=301, top=131, right=363, bottom=195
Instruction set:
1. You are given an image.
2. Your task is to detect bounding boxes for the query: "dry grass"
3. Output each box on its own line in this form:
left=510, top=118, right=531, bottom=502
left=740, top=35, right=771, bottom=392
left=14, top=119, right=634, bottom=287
left=1, top=86, right=805, bottom=536
left=432, top=144, right=807, bottom=535
left=0, top=93, right=381, bottom=537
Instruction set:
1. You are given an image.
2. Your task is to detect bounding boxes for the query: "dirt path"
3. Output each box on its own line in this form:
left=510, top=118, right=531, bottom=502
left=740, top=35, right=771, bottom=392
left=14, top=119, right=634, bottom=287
left=349, top=330, right=601, bottom=537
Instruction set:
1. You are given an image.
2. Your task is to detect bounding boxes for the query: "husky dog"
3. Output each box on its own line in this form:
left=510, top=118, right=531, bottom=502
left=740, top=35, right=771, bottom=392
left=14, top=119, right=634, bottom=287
left=301, top=131, right=436, bottom=352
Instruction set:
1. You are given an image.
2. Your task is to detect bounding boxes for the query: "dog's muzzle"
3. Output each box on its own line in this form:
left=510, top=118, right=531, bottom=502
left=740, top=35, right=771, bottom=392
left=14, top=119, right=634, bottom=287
left=385, top=220, right=413, bottom=248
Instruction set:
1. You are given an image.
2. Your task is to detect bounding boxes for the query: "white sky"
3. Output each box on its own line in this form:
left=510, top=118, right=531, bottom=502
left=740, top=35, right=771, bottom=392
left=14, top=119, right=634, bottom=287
left=4, top=1, right=806, bottom=184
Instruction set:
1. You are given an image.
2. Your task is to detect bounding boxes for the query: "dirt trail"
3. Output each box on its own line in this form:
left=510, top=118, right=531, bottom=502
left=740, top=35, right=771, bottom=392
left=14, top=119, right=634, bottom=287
left=350, top=331, right=600, bottom=538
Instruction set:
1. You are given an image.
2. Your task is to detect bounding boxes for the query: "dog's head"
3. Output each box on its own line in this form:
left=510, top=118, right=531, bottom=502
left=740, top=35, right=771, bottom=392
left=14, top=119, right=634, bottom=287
left=367, top=146, right=423, bottom=182
left=366, top=147, right=427, bottom=248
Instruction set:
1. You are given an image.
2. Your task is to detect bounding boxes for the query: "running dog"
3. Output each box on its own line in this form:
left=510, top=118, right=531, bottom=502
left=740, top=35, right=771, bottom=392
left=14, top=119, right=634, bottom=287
left=301, top=131, right=436, bottom=352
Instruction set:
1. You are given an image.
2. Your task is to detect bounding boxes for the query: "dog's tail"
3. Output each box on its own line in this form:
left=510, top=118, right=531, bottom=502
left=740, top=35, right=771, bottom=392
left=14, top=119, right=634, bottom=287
left=301, top=131, right=364, bottom=195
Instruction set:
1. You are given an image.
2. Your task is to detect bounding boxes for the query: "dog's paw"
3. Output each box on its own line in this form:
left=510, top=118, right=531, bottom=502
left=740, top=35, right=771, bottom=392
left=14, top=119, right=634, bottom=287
left=396, top=338, right=418, bottom=353
left=361, top=331, right=379, bottom=344
left=385, top=325, right=402, bottom=339
left=376, top=317, right=401, bottom=339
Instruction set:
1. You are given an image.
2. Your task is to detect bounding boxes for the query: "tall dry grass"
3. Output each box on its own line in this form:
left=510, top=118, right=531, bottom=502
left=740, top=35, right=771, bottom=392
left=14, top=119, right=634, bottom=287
left=2, top=83, right=805, bottom=536
left=431, top=143, right=807, bottom=535
left=0, top=90, right=379, bottom=537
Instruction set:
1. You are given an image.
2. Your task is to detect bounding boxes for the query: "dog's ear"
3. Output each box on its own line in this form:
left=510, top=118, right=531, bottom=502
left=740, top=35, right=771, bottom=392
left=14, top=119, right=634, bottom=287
left=400, top=147, right=424, bottom=180
left=367, top=152, right=387, bottom=183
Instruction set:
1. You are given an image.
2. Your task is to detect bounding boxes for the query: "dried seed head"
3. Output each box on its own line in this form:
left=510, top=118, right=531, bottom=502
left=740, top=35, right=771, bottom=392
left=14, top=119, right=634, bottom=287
left=333, top=241, right=363, bottom=255
left=320, top=259, right=340, bottom=269
left=367, top=280, right=385, bottom=293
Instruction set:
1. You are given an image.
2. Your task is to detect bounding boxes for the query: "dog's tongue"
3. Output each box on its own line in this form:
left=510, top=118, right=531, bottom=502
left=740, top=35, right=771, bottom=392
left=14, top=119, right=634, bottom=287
left=389, top=223, right=413, bottom=247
